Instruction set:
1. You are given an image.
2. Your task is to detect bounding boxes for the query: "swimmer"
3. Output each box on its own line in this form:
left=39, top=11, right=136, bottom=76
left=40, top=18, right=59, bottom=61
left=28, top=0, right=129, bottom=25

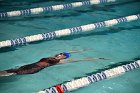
left=0, top=50, right=109, bottom=76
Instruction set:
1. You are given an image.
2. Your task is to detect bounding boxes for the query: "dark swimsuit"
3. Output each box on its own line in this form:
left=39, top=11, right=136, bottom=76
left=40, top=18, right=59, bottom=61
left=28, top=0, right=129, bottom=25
left=6, top=57, right=60, bottom=75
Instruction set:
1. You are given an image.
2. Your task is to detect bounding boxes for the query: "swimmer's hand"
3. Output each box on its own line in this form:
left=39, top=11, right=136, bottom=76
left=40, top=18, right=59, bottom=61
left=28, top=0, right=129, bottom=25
left=78, top=58, right=110, bottom=61
left=98, top=58, right=110, bottom=60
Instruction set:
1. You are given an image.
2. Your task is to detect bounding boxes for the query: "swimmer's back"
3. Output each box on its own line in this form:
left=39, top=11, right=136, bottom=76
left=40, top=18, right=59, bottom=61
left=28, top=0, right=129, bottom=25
left=38, top=57, right=60, bottom=66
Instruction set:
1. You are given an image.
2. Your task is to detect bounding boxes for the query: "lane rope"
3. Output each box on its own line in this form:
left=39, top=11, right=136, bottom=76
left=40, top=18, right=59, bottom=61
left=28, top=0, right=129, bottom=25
left=0, top=14, right=139, bottom=48
left=0, top=0, right=115, bottom=18
left=37, top=60, right=140, bottom=93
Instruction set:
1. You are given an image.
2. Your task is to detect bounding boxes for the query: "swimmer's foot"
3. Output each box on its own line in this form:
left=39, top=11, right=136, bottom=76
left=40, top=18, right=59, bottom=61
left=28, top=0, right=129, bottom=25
left=0, top=71, right=16, bottom=76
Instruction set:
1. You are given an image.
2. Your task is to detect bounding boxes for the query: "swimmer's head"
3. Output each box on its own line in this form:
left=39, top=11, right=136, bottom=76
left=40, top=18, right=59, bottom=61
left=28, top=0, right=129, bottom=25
left=54, top=52, right=70, bottom=60
left=63, top=52, right=70, bottom=59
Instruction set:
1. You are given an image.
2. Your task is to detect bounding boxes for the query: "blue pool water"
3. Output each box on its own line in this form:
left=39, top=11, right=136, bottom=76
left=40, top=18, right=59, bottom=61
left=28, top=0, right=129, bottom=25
left=0, top=0, right=140, bottom=93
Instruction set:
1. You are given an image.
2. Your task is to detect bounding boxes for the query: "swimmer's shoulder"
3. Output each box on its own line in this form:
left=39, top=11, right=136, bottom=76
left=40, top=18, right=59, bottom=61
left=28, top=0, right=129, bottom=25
left=39, top=57, right=55, bottom=62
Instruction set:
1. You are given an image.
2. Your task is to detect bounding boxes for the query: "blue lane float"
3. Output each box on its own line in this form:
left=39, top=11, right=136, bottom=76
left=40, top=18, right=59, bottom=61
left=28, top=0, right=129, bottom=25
left=37, top=60, right=140, bottom=93
left=0, top=14, right=139, bottom=48
left=0, top=0, right=115, bottom=18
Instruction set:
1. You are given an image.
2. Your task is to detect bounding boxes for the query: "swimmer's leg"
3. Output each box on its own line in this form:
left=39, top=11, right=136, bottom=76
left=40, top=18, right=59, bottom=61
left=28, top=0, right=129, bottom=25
left=0, top=70, right=16, bottom=77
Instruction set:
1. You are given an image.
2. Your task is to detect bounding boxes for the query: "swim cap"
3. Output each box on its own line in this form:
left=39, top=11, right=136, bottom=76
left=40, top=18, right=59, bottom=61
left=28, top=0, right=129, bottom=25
left=63, top=52, right=70, bottom=59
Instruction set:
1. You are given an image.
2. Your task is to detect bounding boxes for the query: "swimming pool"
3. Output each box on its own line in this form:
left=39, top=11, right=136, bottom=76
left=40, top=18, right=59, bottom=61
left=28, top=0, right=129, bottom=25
left=0, top=0, right=140, bottom=93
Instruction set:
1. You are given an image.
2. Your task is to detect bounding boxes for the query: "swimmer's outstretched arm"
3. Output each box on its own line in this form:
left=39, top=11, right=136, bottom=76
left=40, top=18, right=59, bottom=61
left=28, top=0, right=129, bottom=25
left=59, top=58, right=110, bottom=64
left=68, top=49, right=92, bottom=53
